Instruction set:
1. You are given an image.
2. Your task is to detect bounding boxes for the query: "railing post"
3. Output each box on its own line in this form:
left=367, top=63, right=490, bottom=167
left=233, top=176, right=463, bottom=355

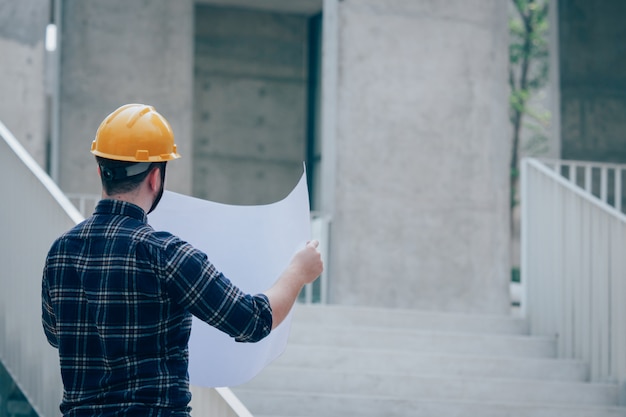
left=616, top=168, right=623, bottom=213
left=600, top=166, right=608, bottom=204
left=584, top=164, right=592, bottom=194
left=519, top=158, right=529, bottom=319
left=568, top=162, right=576, bottom=185
left=308, top=213, right=330, bottom=304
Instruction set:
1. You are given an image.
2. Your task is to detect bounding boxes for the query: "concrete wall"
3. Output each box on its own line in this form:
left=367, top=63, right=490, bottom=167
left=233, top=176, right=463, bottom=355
left=559, top=0, right=626, bottom=163
left=38, top=0, right=512, bottom=313
left=328, top=0, right=511, bottom=313
left=58, top=0, right=194, bottom=195
left=193, top=6, right=309, bottom=205
left=0, top=0, right=48, bottom=168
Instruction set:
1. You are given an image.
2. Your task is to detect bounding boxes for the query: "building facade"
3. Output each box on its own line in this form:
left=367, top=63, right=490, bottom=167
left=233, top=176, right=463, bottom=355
left=5, top=0, right=583, bottom=315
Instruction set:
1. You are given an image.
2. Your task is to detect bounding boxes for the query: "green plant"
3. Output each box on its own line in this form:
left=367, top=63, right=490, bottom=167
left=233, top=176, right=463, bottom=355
left=509, top=0, right=550, bottom=209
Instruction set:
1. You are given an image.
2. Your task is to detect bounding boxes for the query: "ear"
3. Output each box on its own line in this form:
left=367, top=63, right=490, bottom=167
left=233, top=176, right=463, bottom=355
left=147, top=166, right=161, bottom=192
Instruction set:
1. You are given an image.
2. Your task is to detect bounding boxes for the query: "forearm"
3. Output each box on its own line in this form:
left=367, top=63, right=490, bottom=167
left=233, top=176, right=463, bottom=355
left=263, top=266, right=306, bottom=330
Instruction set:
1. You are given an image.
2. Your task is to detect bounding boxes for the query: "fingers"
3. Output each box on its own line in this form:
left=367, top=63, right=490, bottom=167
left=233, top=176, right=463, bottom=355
left=307, top=239, right=320, bottom=249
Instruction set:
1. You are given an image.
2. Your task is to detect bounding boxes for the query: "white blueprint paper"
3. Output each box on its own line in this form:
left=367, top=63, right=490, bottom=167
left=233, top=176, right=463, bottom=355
left=148, top=172, right=310, bottom=387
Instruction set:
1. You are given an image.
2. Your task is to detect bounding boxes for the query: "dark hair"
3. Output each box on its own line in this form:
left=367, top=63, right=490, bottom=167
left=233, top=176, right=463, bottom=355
left=96, top=156, right=165, bottom=195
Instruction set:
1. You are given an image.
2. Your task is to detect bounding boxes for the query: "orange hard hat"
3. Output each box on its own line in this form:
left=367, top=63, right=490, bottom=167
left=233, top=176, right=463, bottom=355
left=91, top=103, right=181, bottom=162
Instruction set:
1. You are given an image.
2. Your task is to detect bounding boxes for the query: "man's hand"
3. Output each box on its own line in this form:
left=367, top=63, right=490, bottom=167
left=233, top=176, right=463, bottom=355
left=264, top=240, right=324, bottom=329
left=288, top=240, right=324, bottom=286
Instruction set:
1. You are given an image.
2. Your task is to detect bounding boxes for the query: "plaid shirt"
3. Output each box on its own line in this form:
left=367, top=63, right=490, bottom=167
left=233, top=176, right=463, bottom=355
left=42, top=199, right=272, bottom=417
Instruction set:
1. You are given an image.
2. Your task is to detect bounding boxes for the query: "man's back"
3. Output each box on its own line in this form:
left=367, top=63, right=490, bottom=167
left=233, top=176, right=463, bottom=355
left=43, top=199, right=193, bottom=416
left=42, top=199, right=272, bottom=416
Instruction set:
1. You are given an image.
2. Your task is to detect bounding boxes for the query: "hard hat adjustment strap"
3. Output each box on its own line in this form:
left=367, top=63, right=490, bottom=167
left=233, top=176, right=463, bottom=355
left=99, top=162, right=152, bottom=181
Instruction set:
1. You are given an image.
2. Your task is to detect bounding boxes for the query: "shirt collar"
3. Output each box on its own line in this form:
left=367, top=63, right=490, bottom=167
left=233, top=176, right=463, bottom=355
left=93, top=199, right=148, bottom=223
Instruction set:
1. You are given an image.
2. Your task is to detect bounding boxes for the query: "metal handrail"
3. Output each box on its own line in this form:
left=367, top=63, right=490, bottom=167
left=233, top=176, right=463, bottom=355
left=521, top=158, right=626, bottom=391
left=0, top=120, right=79, bottom=417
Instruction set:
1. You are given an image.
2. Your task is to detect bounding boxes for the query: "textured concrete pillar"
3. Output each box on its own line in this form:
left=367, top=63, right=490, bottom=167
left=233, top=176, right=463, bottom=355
left=559, top=0, right=626, bottom=163
left=0, top=0, right=48, bottom=168
left=59, top=0, right=194, bottom=195
left=193, top=6, right=309, bottom=205
left=328, top=0, right=511, bottom=313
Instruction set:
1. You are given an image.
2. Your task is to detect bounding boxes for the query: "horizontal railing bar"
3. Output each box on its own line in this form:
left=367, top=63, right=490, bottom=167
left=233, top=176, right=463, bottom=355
left=525, top=158, right=626, bottom=223
left=539, top=157, right=626, bottom=171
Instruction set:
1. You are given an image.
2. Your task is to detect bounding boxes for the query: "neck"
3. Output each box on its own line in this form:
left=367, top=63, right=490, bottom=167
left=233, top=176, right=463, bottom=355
left=101, top=189, right=152, bottom=214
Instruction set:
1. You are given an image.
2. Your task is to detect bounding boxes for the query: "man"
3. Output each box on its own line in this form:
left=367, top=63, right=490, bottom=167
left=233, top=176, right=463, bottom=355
left=41, top=103, right=323, bottom=417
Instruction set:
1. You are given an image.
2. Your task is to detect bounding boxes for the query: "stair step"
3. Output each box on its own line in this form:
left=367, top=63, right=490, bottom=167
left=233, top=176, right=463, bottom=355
left=288, top=324, right=556, bottom=358
left=273, top=344, right=588, bottom=382
left=234, top=367, right=618, bottom=407
left=292, top=304, right=529, bottom=335
left=234, top=391, right=626, bottom=417
left=231, top=306, right=626, bottom=417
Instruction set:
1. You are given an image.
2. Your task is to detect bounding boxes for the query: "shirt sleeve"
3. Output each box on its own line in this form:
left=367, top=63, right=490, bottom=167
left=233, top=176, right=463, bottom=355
left=41, top=263, right=59, bottom=348
left=160, top=237, right=273, bottom=343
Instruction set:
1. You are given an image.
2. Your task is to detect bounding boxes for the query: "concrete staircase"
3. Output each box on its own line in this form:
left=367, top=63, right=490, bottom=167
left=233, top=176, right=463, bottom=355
left=230, top=304, right=626, bottom=417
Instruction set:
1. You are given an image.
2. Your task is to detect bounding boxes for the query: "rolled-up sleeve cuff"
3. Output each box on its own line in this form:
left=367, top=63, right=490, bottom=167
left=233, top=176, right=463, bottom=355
left=234, top=294, right=273, bottom=343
